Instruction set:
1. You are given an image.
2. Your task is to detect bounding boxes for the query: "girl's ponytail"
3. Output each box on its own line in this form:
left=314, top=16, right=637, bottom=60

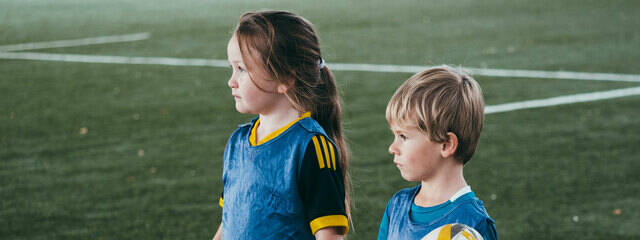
left=314, top=65, right=351, bottom=224
left=235, top=10, right=352, bottom=226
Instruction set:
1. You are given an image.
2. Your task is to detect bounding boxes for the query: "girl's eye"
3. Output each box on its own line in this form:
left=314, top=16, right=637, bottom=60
left=237, top=66, right=246, bottom=72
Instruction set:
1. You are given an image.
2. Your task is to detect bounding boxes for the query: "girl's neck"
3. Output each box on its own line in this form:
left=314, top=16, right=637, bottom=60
left=256, top=105, right=302, bottom=141
left=414, top=164, right=467, bottom=207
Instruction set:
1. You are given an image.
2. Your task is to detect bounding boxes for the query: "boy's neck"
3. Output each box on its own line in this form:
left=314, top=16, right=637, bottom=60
left=414, top=162, right=467, bottom=207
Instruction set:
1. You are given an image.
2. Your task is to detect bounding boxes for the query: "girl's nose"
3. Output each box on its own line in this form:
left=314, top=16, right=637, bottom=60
left=228, top=76, right=237, bottom=88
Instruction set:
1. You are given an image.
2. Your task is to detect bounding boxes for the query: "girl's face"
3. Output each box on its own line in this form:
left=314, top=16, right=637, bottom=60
left=388, top=123, right=445, bottom=182
left=226, top=34, right=285, bottom=114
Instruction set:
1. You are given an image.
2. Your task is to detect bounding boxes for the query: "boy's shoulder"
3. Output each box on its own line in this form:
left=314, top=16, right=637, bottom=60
left=450, top=195, right=493, bottom=223
left=387, top=185, right=421, bottom=207
left=386, top=186, right=493, bottom=222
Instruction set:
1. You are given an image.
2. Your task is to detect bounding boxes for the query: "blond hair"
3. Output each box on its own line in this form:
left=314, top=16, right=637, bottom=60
left=386, top=66, right=485, bottom=164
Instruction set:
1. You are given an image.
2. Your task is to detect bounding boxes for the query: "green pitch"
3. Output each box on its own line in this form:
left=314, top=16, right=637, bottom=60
left=2, top=0, right=639, bottom=239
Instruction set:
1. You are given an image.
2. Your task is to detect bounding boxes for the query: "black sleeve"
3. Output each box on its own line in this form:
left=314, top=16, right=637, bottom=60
left=298, top=135, right=348, bottom=234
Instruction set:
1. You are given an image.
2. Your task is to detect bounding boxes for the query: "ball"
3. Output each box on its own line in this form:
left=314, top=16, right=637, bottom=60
left=421, top=223, right=484, bottom=240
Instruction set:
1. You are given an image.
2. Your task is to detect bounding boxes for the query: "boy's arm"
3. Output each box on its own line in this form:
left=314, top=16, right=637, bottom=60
left=212, top=224, right=222, bottom=240
left=314, top=227, right=345, bottom=240
left=476, top=219, right=497, bottom=240
left=376, top=204, right=390, bottom=240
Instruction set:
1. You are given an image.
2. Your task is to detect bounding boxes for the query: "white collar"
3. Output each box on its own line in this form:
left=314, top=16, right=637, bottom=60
left=449, top=185, right=472, bottom=202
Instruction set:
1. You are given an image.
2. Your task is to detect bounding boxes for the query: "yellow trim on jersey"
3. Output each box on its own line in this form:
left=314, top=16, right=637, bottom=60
left=219, top=197, right=223, bottom=207
left=328, top=142, right=336, bottom=170
left=312, top=136, right=325, bottom=169
left=320, top=136, right=331, bottom=169
left=309, top=214, right=349, bottom=235
left=249, top=119, right=259, bottom=146
left=249, top=112, right=312, bottom=146
left=437, top=224, right=452, bottom=240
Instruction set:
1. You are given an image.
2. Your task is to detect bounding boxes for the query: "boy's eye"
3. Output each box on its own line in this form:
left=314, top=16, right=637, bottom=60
left=398, top=134, right=408, bottom=140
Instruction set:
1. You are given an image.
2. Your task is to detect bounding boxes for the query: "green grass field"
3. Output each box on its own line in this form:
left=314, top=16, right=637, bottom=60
left=2, top=0, right=640, bottom=239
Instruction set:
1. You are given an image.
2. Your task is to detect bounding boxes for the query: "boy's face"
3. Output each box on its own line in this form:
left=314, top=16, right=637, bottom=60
left=388, top=123, right=445, bottom=182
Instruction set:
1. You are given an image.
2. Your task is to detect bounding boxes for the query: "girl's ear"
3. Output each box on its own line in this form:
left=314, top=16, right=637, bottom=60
left=276, top=78, right=294, bottom=94
left=276, top=83, right=289, bottom=94
left=440, top=132, right=458, bottom=158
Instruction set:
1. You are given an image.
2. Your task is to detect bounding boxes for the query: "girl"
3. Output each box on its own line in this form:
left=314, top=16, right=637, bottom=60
left=212, top=11, right=350, bottom=240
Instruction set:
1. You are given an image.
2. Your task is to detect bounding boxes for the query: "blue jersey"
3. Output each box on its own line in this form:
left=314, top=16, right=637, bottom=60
left=377, top=185, right=497, bottom=240
left=221, top=114, right=347, bottom=239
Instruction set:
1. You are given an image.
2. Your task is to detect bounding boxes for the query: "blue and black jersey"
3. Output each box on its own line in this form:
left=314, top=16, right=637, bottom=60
left=219, top=112, right=348, bottom=239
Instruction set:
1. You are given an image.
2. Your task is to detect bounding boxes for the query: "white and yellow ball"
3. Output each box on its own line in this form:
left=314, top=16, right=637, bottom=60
left=421, top=223, right=484, bottom=240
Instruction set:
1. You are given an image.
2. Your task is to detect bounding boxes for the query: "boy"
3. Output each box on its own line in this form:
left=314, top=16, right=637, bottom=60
left=377, top=66, right=497, bottom=240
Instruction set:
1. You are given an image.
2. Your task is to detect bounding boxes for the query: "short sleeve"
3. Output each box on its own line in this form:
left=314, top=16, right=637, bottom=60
left=475, top=218, right=498, bottom=240
left=298, top=135, right=348, bottom=235
left=377, top=203, right=391, bottom=240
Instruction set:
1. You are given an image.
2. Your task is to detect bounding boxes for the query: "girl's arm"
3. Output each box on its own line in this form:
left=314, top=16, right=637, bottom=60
left=212, top=224, right=222, bottom=240
left=314, top=227, right=344, bottom=240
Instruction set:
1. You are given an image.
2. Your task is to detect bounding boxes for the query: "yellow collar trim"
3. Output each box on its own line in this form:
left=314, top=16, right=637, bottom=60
left=250, top=112, right=312, bottom=146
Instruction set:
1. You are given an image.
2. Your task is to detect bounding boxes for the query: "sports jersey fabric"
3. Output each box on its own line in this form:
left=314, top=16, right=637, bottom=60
left=377, top=185, right=497, bottom=240
left=220, top=113, right=348, bottom=239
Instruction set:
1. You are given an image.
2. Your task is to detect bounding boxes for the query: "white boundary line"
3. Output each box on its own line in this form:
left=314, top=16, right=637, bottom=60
left=0, top=33, right=150, bottom=52
left=0, top=52, right=228, bottom=67
left=485, top=86, right=640, bottom=114
left=330, top=63, right=640, bottom=83
left=1, top=51, right=639, bottom=83
left=1, top=51, right=639, bottom=114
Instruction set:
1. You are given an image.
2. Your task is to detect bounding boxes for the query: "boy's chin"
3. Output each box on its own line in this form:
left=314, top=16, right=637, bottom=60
left=399, top=171, right=420, bottom=182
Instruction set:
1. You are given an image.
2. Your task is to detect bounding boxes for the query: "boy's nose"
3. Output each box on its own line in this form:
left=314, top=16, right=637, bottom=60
left=388, top=143, right=398, bottom=155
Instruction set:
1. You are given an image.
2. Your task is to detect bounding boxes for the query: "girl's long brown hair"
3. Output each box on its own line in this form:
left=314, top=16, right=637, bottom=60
left=234, top=10, right=351, bottom=225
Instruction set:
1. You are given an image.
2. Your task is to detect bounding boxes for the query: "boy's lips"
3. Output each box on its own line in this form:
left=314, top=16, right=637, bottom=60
left=393, top=161, right=402, bottom=168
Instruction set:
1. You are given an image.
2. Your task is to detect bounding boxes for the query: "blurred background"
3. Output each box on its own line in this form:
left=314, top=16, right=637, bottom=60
left=1, top=0, right=639, bottom=239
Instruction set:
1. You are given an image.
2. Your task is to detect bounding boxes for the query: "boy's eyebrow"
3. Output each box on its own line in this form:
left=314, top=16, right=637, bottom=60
left=388, top=125, right=405, bottom=133
left=389, top=124, right=418, bottom=133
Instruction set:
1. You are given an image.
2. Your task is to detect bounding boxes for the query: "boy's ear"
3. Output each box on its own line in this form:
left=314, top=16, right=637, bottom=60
left=440, top=132, right=458, bottom=158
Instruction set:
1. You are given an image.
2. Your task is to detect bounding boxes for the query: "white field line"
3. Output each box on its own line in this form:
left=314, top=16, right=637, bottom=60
left=330, top=63, right=640, bottom=83
left=0, top=33, right=150, bottom=52
left=0, top=52, right=228, bottom=67
left=485, top=86, right=640, bottom=114
left=1, top=51, right=639, bottom=83
left=1, top=52, right=639, bottom=114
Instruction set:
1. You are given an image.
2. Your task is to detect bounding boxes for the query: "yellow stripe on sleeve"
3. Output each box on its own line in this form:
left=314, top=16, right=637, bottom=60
left=328, top=141, right=336, bottom=170
left=309, top=215, right=349, bottom=235
left=312, top=136, right=325, bottom=169
left=320, top=136, right=331, bottom=170
left=219, top=197, right=223, bottom=207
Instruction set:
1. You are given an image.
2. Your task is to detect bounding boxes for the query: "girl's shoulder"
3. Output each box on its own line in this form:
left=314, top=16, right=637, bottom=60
left=297, top=117, right=327, bottom=136
left=237, top=117, right=259, bottom=129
